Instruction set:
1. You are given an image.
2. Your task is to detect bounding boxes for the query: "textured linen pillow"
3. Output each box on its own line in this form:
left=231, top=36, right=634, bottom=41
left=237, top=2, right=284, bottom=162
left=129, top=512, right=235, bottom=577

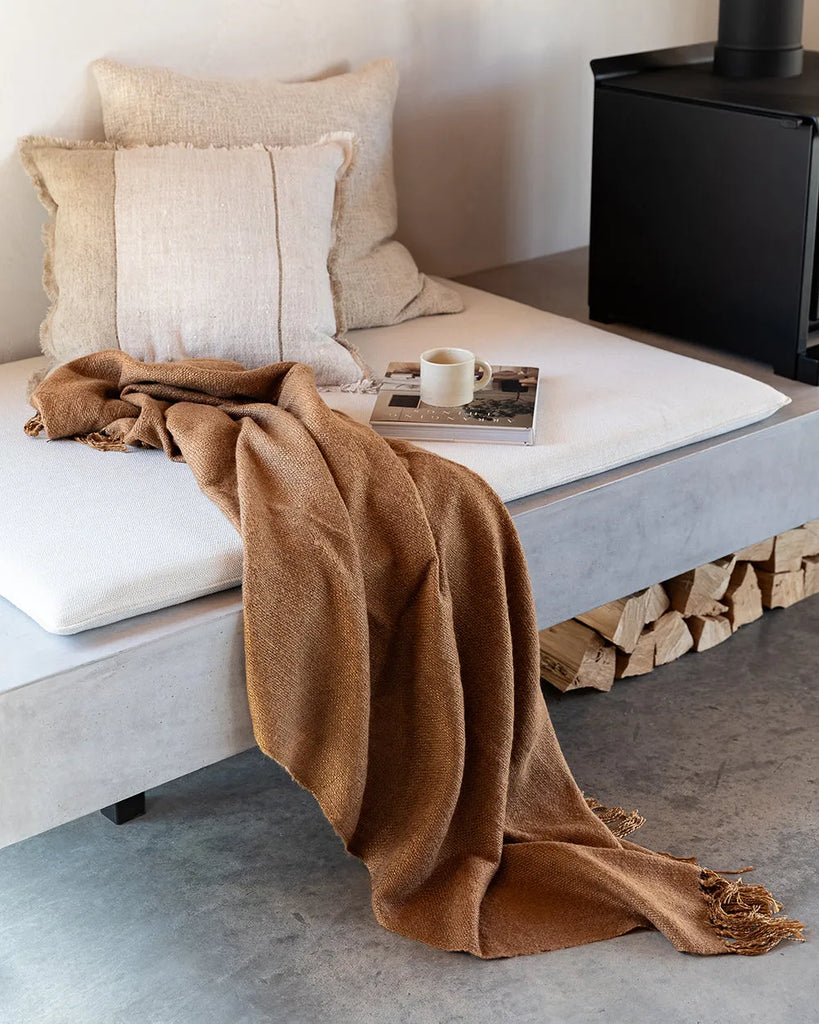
left=19, top=134, right=368, bottom=386
left=91, top=57, right=464, bottom=330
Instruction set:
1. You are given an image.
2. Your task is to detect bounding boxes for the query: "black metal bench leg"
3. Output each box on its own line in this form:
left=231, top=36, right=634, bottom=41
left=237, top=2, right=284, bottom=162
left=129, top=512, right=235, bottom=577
left=100, top=792, right=146, bottom=825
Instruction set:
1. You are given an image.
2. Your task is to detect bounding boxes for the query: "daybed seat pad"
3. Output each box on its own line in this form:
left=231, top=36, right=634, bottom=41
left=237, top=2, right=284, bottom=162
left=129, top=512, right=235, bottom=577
left=0, top=282, right=789, bottom=635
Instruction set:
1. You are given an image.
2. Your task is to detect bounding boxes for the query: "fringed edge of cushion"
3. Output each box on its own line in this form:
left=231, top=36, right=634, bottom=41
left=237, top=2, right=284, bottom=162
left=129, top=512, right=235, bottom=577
left=585, top=796, right=646, bottom=839
left=321, top=130, right=375, bottom=388
left=700, top=868, right=805, bottom=955
left=322, top=129, right=355, bottom=344
left=18, top=138, right=118, bottom=370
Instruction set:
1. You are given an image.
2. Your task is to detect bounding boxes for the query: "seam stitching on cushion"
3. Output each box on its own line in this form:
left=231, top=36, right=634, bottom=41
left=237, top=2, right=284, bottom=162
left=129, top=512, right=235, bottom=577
left=43, top=575, right=243, bottom=634
left=268, top=150, right=284, bottom=362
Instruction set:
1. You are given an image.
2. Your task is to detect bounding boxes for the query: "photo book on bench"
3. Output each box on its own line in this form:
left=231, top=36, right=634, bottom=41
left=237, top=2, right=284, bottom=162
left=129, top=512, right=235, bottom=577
left=369, top=362, right=540, bottom=445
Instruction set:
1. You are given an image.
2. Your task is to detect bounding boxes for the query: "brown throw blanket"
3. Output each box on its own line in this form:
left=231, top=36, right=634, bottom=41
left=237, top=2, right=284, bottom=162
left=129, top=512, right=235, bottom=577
left=26, top=351, right=804, bottom=958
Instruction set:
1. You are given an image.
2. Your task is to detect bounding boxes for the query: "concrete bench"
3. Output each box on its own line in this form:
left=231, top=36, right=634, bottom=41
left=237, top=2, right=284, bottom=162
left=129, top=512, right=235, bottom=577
left=3, top=254, right=816, bottom=848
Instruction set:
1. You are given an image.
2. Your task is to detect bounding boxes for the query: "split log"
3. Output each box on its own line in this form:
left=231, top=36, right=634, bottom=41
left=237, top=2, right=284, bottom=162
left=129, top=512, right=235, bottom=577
left=734, top=537, right=774, bottom=562
left=665, top=556, right=736, bottom=617
left=800, top=518, right=819, bottom=548
left=576, top=590, right=651, bottom=654
left=672, top=595, right=728, bottom=618
left=615, top=630, right=656, bottom=679
left=647, top=611, right=694, bottom=666
left=723, top=561, right=763, bottom=632
left=643, top=583, right=670, bottom=624
left=798, top=525, right=819, bottom=557
left=803, top=555, right=819, bottom=599
left=688, top=614, right=733, bottom=652
left=759, top=528, right=819, bottom=573
left=756, top=568, right=805, bottom=609
left=539, top=620, right=616, bottom=692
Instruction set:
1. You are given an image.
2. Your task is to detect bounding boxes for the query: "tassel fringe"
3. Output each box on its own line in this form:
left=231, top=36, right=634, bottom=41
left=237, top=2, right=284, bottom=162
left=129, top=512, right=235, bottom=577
left=73, top=432, right=128, bottom=452
left=700, top=869, right=805, bottom=955
left=24, top=413, right=127, bottom=452
left=586, top=796, right=805, bottom=954
left=24, top=412, right=44, bottom=436
left=585, top=796, right=646, bottom=839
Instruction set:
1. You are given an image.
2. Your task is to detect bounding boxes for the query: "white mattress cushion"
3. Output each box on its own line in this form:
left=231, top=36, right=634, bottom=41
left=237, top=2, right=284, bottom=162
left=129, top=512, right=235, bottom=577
left=0, top=282, right=789, bottom=635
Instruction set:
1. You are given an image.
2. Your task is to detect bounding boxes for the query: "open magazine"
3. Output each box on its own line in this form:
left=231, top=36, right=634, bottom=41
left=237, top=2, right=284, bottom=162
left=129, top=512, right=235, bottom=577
left=369, top=362, right=540, bottom=445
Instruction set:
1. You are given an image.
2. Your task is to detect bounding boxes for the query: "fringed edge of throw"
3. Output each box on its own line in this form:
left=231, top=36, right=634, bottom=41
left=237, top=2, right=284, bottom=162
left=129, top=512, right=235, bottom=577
left=24, top=412, right=43, bottom=436
left=585, top=796, right=646, bottom=839
left=700, top=869, right=805, bottom=955
left=24, top=412, right=128, bottom=452
left=73, top=431, right=128, bottom=452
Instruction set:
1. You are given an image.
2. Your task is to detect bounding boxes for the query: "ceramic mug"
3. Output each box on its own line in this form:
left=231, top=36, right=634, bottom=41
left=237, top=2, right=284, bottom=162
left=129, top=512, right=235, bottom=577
left=419, top=347, right=493, bottom=407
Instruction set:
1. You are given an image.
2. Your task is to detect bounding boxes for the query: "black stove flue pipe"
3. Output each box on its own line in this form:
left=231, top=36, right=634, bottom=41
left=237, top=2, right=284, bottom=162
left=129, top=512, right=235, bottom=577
left=714, top=0, right=805, bottom=78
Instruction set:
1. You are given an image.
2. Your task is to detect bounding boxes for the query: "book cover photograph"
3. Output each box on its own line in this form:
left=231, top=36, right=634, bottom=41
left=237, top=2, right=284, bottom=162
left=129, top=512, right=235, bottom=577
left=370, top=363, right=540, bottom=445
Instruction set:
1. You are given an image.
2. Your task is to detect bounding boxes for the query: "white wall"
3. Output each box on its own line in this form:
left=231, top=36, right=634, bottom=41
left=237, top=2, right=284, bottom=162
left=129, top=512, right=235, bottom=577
left=0, top=0, right=717, bottom=363
left=805, top=4, right=819, bottom=44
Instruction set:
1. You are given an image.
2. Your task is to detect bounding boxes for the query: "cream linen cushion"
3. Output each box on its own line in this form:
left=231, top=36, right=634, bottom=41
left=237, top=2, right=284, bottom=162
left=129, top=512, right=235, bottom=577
left=19, top=135, right=367, bottom=386
left=91, top=58, right=464, bottom=330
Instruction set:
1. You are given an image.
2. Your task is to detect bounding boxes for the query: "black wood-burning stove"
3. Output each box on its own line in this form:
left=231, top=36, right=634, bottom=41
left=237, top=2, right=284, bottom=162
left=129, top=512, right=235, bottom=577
left=589, top=0, right=819, bottom=382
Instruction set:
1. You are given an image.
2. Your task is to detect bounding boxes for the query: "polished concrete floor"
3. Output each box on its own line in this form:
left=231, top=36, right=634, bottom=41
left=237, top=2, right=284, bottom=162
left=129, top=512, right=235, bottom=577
left=2, top=599, right=818, bottom=1024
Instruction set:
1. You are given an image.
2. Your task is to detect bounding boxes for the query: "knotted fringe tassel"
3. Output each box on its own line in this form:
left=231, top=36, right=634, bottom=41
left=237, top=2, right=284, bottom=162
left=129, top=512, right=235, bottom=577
left=589, top=797, right=804, bottom=953
left=24, top=413, right=127, bottom=452
left=73, top=432, right=128, bottom=453
left=700, top=869, right=805, bottom=955
left=585, top=796, right=646, bottom=839
left=24, top=412, right=43, bottom=436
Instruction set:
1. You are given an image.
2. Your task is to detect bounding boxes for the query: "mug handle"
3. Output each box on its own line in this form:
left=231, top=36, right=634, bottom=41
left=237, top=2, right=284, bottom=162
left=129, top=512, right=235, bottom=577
left=473, top=359, right=493, bottom=392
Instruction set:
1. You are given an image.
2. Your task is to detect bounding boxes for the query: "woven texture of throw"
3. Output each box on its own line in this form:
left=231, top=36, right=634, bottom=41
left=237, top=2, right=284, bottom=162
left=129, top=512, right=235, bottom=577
left=26, top=351, right=804, bottom=958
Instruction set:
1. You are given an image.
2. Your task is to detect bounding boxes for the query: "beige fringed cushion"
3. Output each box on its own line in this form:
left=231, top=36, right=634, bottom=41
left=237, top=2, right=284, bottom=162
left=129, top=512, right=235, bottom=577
left=91, top=58, right=464, bottom=330
left=19, top=134, right=368, bottom=386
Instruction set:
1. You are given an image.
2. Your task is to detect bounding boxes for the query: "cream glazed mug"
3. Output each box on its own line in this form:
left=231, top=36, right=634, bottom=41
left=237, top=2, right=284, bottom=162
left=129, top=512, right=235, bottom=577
left=419, top=347, right=493, bottom=407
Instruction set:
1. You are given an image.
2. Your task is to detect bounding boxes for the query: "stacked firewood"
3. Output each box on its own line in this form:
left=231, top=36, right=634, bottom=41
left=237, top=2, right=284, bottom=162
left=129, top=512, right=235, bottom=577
left=539, top=520, right=819, bottom=693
